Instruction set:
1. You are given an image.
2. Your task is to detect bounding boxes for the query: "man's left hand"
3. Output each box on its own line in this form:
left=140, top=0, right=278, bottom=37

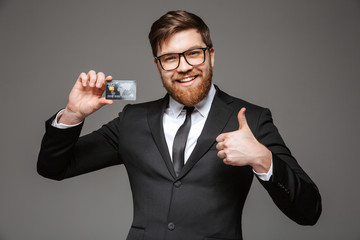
left=216, top=108, right=272, bottom=173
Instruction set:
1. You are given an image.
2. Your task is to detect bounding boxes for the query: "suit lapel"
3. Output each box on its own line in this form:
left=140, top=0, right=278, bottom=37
left=147, top=95, right=177, bottom=179
left=178, top=88, right=235, bottom=179
left=147, top=88, right=236, bottom=180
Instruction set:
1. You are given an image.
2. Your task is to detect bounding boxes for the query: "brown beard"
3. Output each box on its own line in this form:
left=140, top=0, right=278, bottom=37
left=161, top=67, right=213, bottom=107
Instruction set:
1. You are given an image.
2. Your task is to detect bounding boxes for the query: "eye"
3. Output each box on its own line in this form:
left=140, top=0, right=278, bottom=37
left=162, top=54, right=177, bottom=62
left=186, top=50, right=201, bottom=57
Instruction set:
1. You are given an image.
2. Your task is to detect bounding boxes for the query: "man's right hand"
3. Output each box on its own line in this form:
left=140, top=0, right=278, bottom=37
left=58, top=70, right=114, bottom=125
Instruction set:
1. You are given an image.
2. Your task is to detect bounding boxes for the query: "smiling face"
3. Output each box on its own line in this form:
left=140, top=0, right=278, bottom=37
left=155, top=29, right=215, bottom=106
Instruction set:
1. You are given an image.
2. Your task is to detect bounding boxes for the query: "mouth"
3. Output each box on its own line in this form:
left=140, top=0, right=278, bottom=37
left=175, top=75, right=198, bottom=86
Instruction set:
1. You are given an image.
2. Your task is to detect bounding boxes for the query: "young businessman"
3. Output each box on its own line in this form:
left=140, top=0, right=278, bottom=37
left=38, top=10, right=321, bottom=240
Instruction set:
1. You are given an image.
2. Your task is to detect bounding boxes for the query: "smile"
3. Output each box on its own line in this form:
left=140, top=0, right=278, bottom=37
left=177, top=75, right=198, bottom=83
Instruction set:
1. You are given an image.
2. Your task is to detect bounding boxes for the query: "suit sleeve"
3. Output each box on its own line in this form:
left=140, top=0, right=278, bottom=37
left=254, top=108, right=322, bottom=225
left=37, top=109, right=126, bottom=181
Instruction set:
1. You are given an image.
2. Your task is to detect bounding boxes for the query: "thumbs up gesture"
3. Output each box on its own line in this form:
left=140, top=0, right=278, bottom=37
left=216, top=108, right=272, bottom=173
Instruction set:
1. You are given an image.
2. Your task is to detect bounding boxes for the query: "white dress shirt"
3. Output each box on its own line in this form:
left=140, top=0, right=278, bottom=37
left=162, top=84, right=272, bottom=180
left=162, top=85, right=216, bottom=163
left=52, top=84, right=272, bottom=180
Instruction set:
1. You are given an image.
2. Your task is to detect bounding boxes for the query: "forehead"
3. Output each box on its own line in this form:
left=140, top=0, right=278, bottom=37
left=157, top=29, right=206, bottom=56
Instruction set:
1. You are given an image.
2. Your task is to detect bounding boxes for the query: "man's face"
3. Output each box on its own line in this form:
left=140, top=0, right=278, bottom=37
left=155, top=29, right=215, bottom=106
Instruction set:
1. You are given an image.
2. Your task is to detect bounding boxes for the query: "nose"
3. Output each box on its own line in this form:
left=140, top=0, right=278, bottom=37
left=177, top=54, right=193, bottom=72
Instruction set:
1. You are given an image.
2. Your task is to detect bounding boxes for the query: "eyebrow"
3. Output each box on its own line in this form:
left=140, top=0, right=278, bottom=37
left=159, top=45, right=207, bottom=56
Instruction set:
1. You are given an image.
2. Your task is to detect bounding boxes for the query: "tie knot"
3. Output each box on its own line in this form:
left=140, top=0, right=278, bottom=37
left=184, top=106, right=195, bottom=115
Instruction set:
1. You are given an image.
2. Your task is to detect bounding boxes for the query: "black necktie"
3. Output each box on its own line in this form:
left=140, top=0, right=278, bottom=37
left=172, top=106, right=195, bottom=176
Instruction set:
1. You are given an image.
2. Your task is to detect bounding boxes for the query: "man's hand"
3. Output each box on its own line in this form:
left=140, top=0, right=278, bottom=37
left=58, top=70, right=114, bottom=125
left=216, top=108, right=272, bottom=173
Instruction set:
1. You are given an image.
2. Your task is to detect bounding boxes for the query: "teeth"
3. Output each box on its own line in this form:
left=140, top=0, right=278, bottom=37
left=179, top=76, right=196, bottom=83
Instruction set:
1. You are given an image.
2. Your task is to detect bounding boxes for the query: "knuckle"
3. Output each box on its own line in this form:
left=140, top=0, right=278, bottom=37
left=226, top=155, right=233, bottom=162
left=223, top=135, right=232, bottom=142
left=223, top=158, right=231, bottom=165
left=224, top=149, right=231, bottom=155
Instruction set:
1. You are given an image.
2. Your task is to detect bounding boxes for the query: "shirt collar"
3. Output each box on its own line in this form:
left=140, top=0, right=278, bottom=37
left=168, top=84, right=216, bottom=118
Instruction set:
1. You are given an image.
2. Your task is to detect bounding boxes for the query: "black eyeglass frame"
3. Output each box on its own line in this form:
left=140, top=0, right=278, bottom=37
left=155, top=47, right=211, bottom=71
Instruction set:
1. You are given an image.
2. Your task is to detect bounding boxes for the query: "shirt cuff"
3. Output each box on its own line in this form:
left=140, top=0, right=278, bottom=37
left=51, top=109, right=83, bottom=129
left=253, top=158, right=273, bottom=181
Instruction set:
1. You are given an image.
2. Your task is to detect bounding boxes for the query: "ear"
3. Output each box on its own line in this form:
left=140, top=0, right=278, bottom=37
left=209, top=48, right=215, bottom=68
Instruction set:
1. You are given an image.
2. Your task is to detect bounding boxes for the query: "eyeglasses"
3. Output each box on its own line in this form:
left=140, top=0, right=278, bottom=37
left=155, top=47, right=210, bottom=71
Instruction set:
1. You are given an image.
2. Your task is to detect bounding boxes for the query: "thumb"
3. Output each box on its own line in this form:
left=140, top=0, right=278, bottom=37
left=99, top=97, right=114, bottom=107
left=237, top=107, right=249, bottom=130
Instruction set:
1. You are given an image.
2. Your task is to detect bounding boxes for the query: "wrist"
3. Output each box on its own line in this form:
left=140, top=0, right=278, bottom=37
left=58, top=107, right=84, bottom=125
left=251, top=147, right=272, bottom=173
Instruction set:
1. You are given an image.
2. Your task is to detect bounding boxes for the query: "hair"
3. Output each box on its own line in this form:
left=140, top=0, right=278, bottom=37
left=148, top=10, right=213, bottom=57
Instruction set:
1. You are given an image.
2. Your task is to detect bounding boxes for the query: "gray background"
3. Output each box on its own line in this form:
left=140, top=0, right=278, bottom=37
left=0, top=0, right=359, bottom=239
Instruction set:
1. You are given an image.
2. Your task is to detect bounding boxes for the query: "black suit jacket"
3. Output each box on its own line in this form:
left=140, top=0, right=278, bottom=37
left=38, top=87, right=321, bottom=240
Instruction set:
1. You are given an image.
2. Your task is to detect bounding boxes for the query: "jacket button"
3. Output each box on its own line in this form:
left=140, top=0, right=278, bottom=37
left=174, top=181, right=182, bottom=188
left=168, top=222, right=175, bottom=231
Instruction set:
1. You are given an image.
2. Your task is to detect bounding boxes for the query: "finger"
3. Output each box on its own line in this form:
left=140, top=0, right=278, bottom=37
left=216, top=133, right=227, bottom=143
left=217, top=150, right=226, bottom=159
left=105, top=75, right=113, bottom=81
left=88, top=70, right=97, bottom=87
left=237, top=107, right=249, bottom=130
left=216, top=142, right=224, bottom=151
left=223, top=157, right=236, bottom=166
left=223, top=158, right=231, bottom=165
left=78, top=72, right=88, bottom=87
left=96, top=72, right=105, bottom=88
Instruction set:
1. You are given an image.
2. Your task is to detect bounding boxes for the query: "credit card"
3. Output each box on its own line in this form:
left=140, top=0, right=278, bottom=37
left=105, top=80, right=136, bottom=100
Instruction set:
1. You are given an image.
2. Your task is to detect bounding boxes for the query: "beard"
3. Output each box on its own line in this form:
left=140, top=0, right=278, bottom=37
left=161, top=66, right=213, bottom=107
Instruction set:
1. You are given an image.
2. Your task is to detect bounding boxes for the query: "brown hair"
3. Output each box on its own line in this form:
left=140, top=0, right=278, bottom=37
left=148, top=10, right=213, bottom=57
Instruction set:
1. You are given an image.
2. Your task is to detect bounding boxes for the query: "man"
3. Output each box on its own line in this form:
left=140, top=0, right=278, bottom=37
left=38, top=10, right=321, bottom=240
